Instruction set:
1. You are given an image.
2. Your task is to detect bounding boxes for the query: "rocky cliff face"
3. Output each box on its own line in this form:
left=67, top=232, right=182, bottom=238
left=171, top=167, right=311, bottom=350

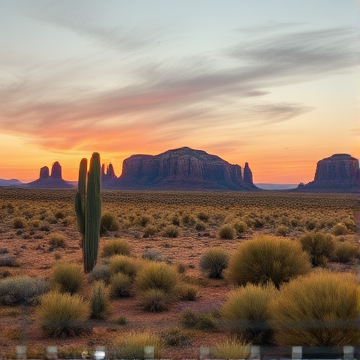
left=28, top=161, right=73, bottom=189
left=112, top=147, right=258, bottom=190
left=298, top=154, right=359, bottom=192
left=102, top=163, right=117, bottom=186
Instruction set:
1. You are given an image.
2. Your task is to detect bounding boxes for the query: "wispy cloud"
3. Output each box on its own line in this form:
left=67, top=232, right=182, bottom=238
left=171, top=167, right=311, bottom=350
left=0, top=25, right=357, bottom=153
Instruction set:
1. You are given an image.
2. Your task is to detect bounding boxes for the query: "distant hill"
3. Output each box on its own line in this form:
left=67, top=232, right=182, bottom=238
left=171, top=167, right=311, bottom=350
left=0, top=179, right=23, bottom=187
left=255, top=183, right=298, bottom=190
left=106, top=147, right=258, bottom=191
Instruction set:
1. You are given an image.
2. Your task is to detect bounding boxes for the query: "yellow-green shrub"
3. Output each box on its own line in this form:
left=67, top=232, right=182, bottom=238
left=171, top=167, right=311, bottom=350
left=51, top=263, right=83, bottom=294
left=90, top=281, right=110, bottom=319
left=102, top=239, right=130, bottom=257
left=199, top=249, right=229, bottom=279
left=110, top=273, right=133, bottom=297
left=213, top=337, right=251, bottom=359
left=109, top=255, right=139, bottom=278
left=221, top=283, right=277, bottom=345
left=228, top=235, right=311, bottom=288
left=271, top=271, right=359, bottom=346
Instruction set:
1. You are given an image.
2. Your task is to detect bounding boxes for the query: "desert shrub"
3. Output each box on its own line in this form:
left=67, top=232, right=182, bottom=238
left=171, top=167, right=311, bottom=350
left=213, top=337, right=251, bottom=359
left=102, top=239, right=130, bottom=257
left=197, top=212, right=209, bottom=222
left=221, top=283, right=276, bottom=345
left=113, top=331, right=162, bottom=359
left=300, top=231, right=335, bottom=267
left=110, top=273, right=132, bottom=297
left=49, top=234, right=66, bottom=248
left=13, top=217, right=26, bottom=229
left=109, top=255, right=139, bottom=278
left=200, top=249, right=229, bottom=279
left=143, top=225, right=157, bottom=238
left=275, top=225, right=289, bottom=237
left=29, top=219, right=41, bottom=228
left=162, top=225, right=179, bottom=238
left=0, top=276, right=48, bottom=305
left=334, top=241, right=358, bottom=263
left=331, top=223, right=348, bottom=236
left=219, top=225, right=236, bottom=239
left=54, top=211, right=65, bottom=219
left=38, top=291, right=89, bottom=337
left=0, top=256, right=18, bottom=267
left=142, top=250, right=162, bottom=262
left=90, top=281, right=110, bottom=319
left=54, top=252, right=61, bottom=260
left=89, top=264, right=111, bottom=284
left=171, top=215, right=180, bottom=226
left=113, top=316, right=127, bottom=325
left=138, top=215, right=150, bottom=227
left=271, top=271, right=359, bottom=346
left=100, top=212, right=119, bottom=235
left=51, top=263, right=83, bottom=294
left=175, top=282, right=199, bottom=301
left=182, top=214, right=196, bottom=227
left=228, top=235, right=311, bottom=288
left=140, top=289, right=170, bottom=312
left=233, top=221, right=247, bottom=235
left=39, top=221, right=50, bottom=231
left=177, top=263, right=186, bottom=274
left=136, top=262, right=178, bottom=294
left=195, top=222, right=206, bottom=231
left=181, top=309, right=216, bottom=330
left=253, top=218, right=264, bottom=229
left=160, top=328, right=191, bottom=347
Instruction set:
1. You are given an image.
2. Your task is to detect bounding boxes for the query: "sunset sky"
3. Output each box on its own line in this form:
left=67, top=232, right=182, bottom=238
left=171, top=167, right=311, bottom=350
left=1, top=0, right=359, bottom=184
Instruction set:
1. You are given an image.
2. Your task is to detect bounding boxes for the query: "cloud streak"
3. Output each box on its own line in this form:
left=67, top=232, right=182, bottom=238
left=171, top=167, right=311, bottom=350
left=0, top=25, right=357, bottom=153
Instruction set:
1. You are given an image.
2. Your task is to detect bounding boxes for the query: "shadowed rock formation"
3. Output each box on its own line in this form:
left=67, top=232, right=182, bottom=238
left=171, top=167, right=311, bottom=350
left=102, top=163, right=117, bottom=185
left=27, top=162, right=73, bottom=189
left=108, top=147, right=258, bottom=191
left=298, top=154, right=359, bottom=193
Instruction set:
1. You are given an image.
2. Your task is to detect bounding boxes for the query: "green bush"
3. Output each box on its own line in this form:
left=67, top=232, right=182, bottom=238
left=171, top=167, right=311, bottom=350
left=100, top=212, right=119, bottom=235
left=102, top=239, right=131, bottom=257
left=49, top=234, right=66, bottom=248
left=38, top=291, right=89, bottom=337
left=140, top=289, right=170, bottom=312
left=89, top=264, right=111, bottom=284
left=89, top=281, right=110, bottom=319
left=300, top=231, right=335, bottom=267
left=331, top=223, right=348, bottom=236
left=110, top=273, right=132, bottom=297
left=271, top=271, right=359, bottom=346
left=13, top=217, right=26, bottom=229
left=213, top=337, right=251, bottom=359
left=109, top=255, right=139, bottom=278
left=162, top=225, right=179, bottom=238
left=334, top=241, right=358, bottom=263
left=219, top=225, right=236, bottom=239
left=51, top=263, right=83, bottom=294
left=136, top=262, right=178, bottom=294
left=228, top=235, right=311, bottom=288
left=221, top=283, right=276, bottom=345
left=112, top=331, right=162, bottom=359
left=0, top=276, right=48, bottom=305
left=200, top=249, right=229, bottom=279
left=180, top=309, right=216, bottom=330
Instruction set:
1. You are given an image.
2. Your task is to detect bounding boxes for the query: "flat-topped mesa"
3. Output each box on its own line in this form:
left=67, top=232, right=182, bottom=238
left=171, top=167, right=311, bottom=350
left=39, top=166, right=49, bottom=179
left=112, top=146, right=258, bottom=191
left=51, top=161, right=62, bottom=179
left=298, top=153, right=360, bottom=193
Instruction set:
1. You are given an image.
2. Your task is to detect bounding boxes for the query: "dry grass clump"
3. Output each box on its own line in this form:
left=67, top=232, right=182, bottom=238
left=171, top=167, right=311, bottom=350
left=221, top=283, right=277, bottom=345
left=228, top=235, right=311, bottom=288
left=100, top=212, right=119, bottom=235
left=143, top=225, right=157, bottom=238
left=89, top=264, right=111, bottom=284
left=0, top=276, right=48, bottom=305
left=89, top=281, right=110, bottom=319
left=162, top=225, right=179, bottom=238
left=51, top=263, right=83, bottom=294
left=199, top=249, right=229, bottom=279
left=38, top=291, right=90, bottom=338
left=0, top=255, right=18, bottom=267
left=102, top=238, right=131, bottom=257
left=180, top=309, right=217, bottom=330
left=300, top=231, right=335, bottom=267
left=112, top=331, right=162, bottom=359
left=109, top=255, right=139, bottom=278
left=49, top=234, right=66, bottom=248
left=219, top=224, right=236, bottom=239
left=213, top=337, right=251, bottom=359
left=175, top=282, right=199, bottom=301
left=334, top=241, right=359, bottom=263
left=110, top=273, right=133, bottom=298
left=140, top=289, right=171, bottom=312
left=12, top=217, right=27, bottom=229
left=331, top=223, right=348, bottom=236
left=271, top=271, right=359, bottom=346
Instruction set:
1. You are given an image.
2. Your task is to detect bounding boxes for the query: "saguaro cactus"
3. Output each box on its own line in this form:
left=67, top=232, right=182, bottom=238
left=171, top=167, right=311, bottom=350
left=75, top=153, right=101, bottom=273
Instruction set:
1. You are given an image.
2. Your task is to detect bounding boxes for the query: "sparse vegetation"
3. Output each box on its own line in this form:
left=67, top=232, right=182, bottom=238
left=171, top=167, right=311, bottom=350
left=102, top=238, right=131, bottom=257
left=219, top=224, right=236, bottom=239
left=89, top=281, right=110, bottom=319
left=51, top=263, right=83, bottom=294
left=199, top=249, right=229, bottom=278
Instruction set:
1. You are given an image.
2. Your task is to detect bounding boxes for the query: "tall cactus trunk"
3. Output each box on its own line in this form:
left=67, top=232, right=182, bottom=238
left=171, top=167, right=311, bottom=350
left=75, top=153, right=101, bottom=273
